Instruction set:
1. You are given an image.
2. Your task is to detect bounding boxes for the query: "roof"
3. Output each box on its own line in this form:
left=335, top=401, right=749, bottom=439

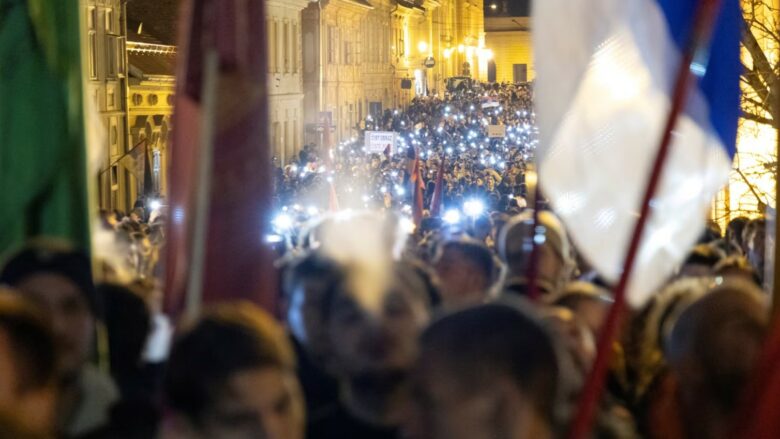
left=128, top=51, right=176, bottom=78
left=126, top=0, right=182, bottom=45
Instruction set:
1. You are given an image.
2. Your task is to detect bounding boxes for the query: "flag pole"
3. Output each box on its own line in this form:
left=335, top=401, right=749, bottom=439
left=525, top=180, right=543, bottom=302
left=567, top=0, right=725, bottom=437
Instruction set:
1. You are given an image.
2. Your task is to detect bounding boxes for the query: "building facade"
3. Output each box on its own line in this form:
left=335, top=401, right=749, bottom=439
left=484, top=16, right=533, bottom=83
left=267, top=0, right=310, bottom=166
left=83, top=0, right=131, bottom=211
left=302, top=0, right=487, bottom=145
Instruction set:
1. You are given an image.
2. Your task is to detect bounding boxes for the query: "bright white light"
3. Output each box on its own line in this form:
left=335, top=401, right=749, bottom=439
left=273, top=213, right=294, bottom=231
left=417, top=41, right=428, bottom=54
left=396, top=186, right=406, bottom=196
left=400, top=217, right=416, bottom=234
left=306, top=206, right=319, bottom=216
left=149, top=199, right=162, bottom=211
left=265, top=234, right=284, bottom=244
left=463, top=199, right=485, bottom=217
left=444, top=209, right=461, bottom=224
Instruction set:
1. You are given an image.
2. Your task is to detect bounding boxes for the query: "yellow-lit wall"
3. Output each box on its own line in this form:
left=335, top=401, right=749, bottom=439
left=485, top=30, right=534, bottom=82
left=713, top=0, right=779, bottom=226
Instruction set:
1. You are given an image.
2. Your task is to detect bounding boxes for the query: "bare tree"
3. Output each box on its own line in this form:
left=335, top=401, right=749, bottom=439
left=741, top=0, right=779, bottom=130
left=718, top=0, right=780, bottom=221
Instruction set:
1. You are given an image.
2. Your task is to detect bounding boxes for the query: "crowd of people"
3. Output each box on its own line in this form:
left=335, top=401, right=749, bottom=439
left=273, top=83, right=536, bottom=230
left=0, top=81, right=773, bottom=439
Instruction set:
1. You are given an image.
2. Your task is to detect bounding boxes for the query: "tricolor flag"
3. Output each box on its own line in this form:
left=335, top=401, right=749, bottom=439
left=533, top=0, right=741, bottom=307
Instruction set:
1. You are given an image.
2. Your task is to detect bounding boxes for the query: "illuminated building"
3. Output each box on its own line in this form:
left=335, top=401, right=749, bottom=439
left=83, top=0, right=131, bottom=210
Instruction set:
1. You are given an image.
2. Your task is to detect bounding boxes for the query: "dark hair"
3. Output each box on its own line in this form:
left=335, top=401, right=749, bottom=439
left=726, top=217, right=748, bottom=244
left=684, top=244, right=724, bottom=268
left=420, top=298, right=559, bottom=421
left=0, top=242, right=97, bottom=315
left=667, top=280, right=768, bottom=414
left=0, top=289, right=56, bottom=394
left=165, top=302, right=295, bottom=422
left=98, top=284, right=150, bottom=378
left=282, top=251, right=343, bottom=303
left=437, top=240, right=495, bottom=285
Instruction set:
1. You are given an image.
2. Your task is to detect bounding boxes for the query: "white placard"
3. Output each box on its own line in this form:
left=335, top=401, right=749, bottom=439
left=488, top=125, right=506, bottom=138
left=365, top=131, right=397, bottom=155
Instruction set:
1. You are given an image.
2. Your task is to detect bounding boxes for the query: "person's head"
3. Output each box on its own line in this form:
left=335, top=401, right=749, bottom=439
left=744, top=218, right=766, bottom=277
left=678, top=244, right=724, bottom=279
left=498, top=210, right=573, bottom=295
left=281, top=251, right=343, bottom=363
left=410, top=299, right=560, bottom=439
left=325, top=261, right=437, bottom=379
left=725, top=217, right=749, bottom=254
left=551, top=281, right=612, bottom=336
left=130, top=208, right=144, bottom=223
left=165, top=302, right=304, bottom=439
left=713, top=256, right=761, bottom=286
left=0, top=242, right=96, bottom=379
left=666, top=279, right=768, bottom=438
left=433, top=239, right=495, bottom=308
left=0, top=289, right=57, bottom=435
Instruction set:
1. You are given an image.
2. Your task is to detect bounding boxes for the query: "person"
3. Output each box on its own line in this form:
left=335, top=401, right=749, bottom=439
left=550, top=281, right=611, bottom=336
left=664, top=279, right=768, bottom=439
left=164, top=302, right=305, bottom=439
left=281, top=252, right=342, bottom=426
left=432, top=239, right=496, bottom=308
left=0, top=242, right=119, bottom=438
left=0, top=288, right=58, bottom=436
left=677, top=244, right=724, bottom=279
left=498, top=210, right=574, bottom=298
left=409, top=299, right=561, bottom=439
left=79, top=283, right=159, bottom=439
left=743, top=218, right=766, bottom=284
left=311, top=261, right=438, bottom=439
left=725, top=216, right=749, bottom=255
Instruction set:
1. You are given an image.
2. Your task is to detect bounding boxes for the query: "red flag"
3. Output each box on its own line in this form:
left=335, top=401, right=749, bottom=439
left=410, top=150, right=425, bottom=227
left=429, top=156, right=445, bottom=217
left=165, top=0, right=275, bottom=317
left=328, top=182, right=340, bottom=212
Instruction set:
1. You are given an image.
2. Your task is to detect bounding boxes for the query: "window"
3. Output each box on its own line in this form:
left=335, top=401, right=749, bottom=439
left=272, top=20, right=280, bottom=73
left=355, top=39, right=362, bottom=65
left=283, top=21, right=290, bottom=73
left=167, top=94, right=175, bottom=105
left=148, top=94, right=158, bottom=105
left=87, top=7, right=97, bottom=79
left=106, top=35, right=117, bottom=78
left=109, top=117, right=119, bottom=155
left=105, top=8, right=114, bottom=34
left=107, top=89, right=115, bottom=110
left=344, top=41, right=352, bottom=65
left=88, top=32, right=98, bottom=79
left=267, top=18, right=276, bottom=73
left=132, top=93, right=143, bottom=106
left=291, top=22, right=298, bottom=73
left=327, top=26, right=336, bottom=64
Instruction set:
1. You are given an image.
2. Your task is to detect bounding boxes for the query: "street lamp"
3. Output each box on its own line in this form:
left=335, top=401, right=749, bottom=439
left=417, top=41, right=428, bottom=54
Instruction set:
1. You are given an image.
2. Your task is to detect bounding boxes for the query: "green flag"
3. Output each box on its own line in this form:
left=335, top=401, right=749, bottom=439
left=0, top=0, right=90, bottom=254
